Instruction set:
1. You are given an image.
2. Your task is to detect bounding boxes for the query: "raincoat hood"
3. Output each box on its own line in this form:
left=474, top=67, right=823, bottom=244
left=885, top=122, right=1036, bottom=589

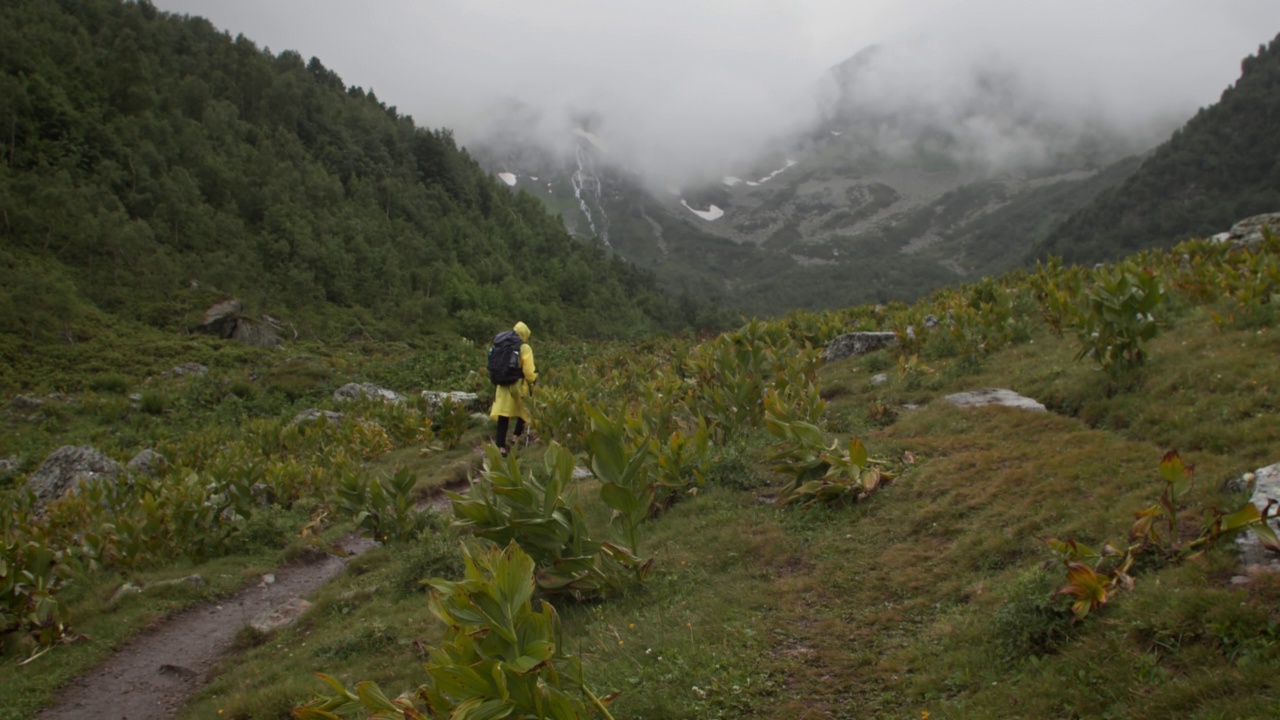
left=514, top=321, right=531, bottom=341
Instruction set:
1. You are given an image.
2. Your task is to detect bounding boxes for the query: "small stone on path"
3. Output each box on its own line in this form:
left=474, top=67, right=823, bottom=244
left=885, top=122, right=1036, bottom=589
left=250, top=597, right=312, bottom=633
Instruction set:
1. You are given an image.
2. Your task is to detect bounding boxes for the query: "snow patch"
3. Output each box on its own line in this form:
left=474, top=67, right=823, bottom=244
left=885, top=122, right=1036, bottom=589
left=530, top=176, right=538, bottom=181
left=497, top=172, right=517, bottom=187
left=757, top=159, right=797, bottom=184
left=745, top=181, right=760, bottom=187
left=722, top=176, right=743, bottom=187
left=681, top=200, right=724, bottom=221
left=830, top=131, right=843, bottom=137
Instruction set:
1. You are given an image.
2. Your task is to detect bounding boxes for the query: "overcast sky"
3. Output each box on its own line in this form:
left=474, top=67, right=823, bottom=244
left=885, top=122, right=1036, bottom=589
left=152, top=1, right=1280, bottom=181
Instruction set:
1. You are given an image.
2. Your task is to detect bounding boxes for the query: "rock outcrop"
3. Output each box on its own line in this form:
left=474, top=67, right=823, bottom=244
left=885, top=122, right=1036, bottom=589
left=27, top=445, right=125, bottom=506
left=334, top=383, right=404, bottom=404
left=944, top=388, right=1047, bottom=412
left=1235, top=462, right=1280, bottom=571
left=161, top=362, right=208, bottom=379
left=824, top=332, right=899, bottom=363
left=1214, top=212, right=1280, bottom=248
left=11, top=394, right=44, bottom=411
left=422, top=391, right=485, bottom=415
left=196, top=299, right=280, bottom=347
left=127, top=449, right=167, bottom=476
left=290, top=409, right=344, bottom=426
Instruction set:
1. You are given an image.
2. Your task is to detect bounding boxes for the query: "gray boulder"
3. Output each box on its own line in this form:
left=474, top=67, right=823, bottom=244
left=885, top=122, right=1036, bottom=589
left=334, top=383, right=404, bottom=404
left=162, top=362, right=208, bottom=379
left=11, top=395, right=44, bottom=411
left=199, top=299, right=243, bottom=337
left=127, top=449, right=167, bottom=476
left=944, top=388, right=1047, bottom=412
left=27, top=445, right=125, bottom=506
left=1235, top=462, right=1280, bottom=571
left=824, top=332, right=899, bottom=363
left=291, top=409, right=344, bottom=426
left=1220, top=212, right=1280, bottom=249
left=423, top=391, right=484, bottom=415
left=197, top=299, right=281, bottom=347
left=230, top=319, right=280, bottom=347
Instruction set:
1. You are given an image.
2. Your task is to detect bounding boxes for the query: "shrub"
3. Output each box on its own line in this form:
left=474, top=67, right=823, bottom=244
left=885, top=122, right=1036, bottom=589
left=450, top=443, right=649, bottom=599
left=88, top=373, right=130, bottom=394
left=391, top=525, right=466, bottom=596
left=296, top=542, right=616, bottom=720
left=992, top=565, right=1074, bottom=661
left=138, top=389, right=169, bottom=415
left=1074, top=265, right=1165, bottom=380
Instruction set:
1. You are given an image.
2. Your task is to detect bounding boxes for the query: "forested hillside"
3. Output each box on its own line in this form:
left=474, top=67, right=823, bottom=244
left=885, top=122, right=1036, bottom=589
left=0, top=0, right=717, bottom=344
left=1035, top=31, right=1280, bottom=263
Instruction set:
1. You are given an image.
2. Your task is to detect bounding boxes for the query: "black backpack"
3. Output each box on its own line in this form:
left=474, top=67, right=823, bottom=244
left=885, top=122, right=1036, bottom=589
left=487, top=330, right=524, bottom=386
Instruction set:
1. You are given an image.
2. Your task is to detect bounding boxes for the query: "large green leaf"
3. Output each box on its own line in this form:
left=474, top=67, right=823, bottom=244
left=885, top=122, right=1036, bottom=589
left=599, top=482, right=639, bottom=515
left=428, top=663, right=494, bottom=698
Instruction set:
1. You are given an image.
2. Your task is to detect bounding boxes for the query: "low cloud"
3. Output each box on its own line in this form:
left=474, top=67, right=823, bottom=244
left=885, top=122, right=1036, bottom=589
left=156, top=0, right=1280, bottom=183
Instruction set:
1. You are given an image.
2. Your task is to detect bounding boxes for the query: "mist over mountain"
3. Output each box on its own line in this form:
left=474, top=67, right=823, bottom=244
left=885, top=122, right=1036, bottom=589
left=152, top=1, right=1280, bottom=192
left=463, top=34, right=1200, bottom=314
left=1035, top=31, right=1280, bottom=264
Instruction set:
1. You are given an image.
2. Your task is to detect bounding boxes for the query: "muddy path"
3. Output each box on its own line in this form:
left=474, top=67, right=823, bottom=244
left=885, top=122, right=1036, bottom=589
left=36, top=535, right=377, bottom=720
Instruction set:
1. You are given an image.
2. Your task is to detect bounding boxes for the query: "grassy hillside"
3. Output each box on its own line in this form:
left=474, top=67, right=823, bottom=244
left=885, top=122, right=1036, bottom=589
left=0, top=0, right=720, bottom=344
left=5, top=232, right=1280, bottom=718
left=1036, top=31, right=1280, bottom=264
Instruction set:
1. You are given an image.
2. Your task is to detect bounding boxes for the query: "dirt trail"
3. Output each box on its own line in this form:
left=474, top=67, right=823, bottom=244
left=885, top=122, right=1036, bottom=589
left=36, top=536, right=377, bottom=720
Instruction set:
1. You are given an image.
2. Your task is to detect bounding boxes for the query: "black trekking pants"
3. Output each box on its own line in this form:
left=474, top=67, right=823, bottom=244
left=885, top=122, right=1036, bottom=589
left=495, top=416, right=526, bottom=450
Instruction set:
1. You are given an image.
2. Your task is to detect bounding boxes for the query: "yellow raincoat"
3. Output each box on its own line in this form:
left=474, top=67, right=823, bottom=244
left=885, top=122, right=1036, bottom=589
left=489, top=321, right=537, bottom=423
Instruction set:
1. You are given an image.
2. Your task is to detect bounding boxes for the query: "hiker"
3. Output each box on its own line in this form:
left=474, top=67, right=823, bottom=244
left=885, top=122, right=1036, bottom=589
left=489, top=321, right=538, bottom=455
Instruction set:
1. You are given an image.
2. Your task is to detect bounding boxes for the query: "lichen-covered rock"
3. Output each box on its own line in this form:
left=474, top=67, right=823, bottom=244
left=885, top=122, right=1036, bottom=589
left=824, top=332, right=899, bottom=363
left=162, top=362, right=209, bottom=379
left=199, top=299, right=243, bottom=337
left=127, top=449, right=167, bottom=476
left=1222, top=212, right=1280, bottom=248
left=422, top=390, right=484, bottom=415
left=11, top=395, right=44, bottom=411
left=1235, top=462, right=1280, bottom=571
left=944, top=388, right=1047, bottom=412
left=334, top=383, right=404, bottom=404
left=230, top=319, right=281, bottom=347
left=290, top=409, right=344, bottom=426
left=27, top=445, right=125, bottom=506
left=197, top=299, right=281, bottom=347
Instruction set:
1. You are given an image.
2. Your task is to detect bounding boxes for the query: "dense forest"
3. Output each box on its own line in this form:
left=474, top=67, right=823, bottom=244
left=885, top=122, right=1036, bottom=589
left=0, top=0, right=723, bottom=344
left=1035, top=31, right=1280, bottom=264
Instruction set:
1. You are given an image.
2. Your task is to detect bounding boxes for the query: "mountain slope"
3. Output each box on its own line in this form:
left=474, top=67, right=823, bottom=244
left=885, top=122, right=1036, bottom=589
left=0, top=0, right=719, bottom=343
left=470, top=48, right=1161, bottom=315
left=1035, top=32, right=1280, bottom=264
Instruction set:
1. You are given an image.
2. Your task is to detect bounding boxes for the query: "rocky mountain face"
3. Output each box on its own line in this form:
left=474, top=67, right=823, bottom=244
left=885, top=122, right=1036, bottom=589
left=468, top=47, right=1172, bottom=315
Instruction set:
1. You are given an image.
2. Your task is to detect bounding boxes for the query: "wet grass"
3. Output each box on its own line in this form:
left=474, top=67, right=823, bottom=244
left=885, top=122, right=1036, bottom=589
left=172, top=304, right=1280, bottom=719
left=7, top=298, right=1280, bottom=719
